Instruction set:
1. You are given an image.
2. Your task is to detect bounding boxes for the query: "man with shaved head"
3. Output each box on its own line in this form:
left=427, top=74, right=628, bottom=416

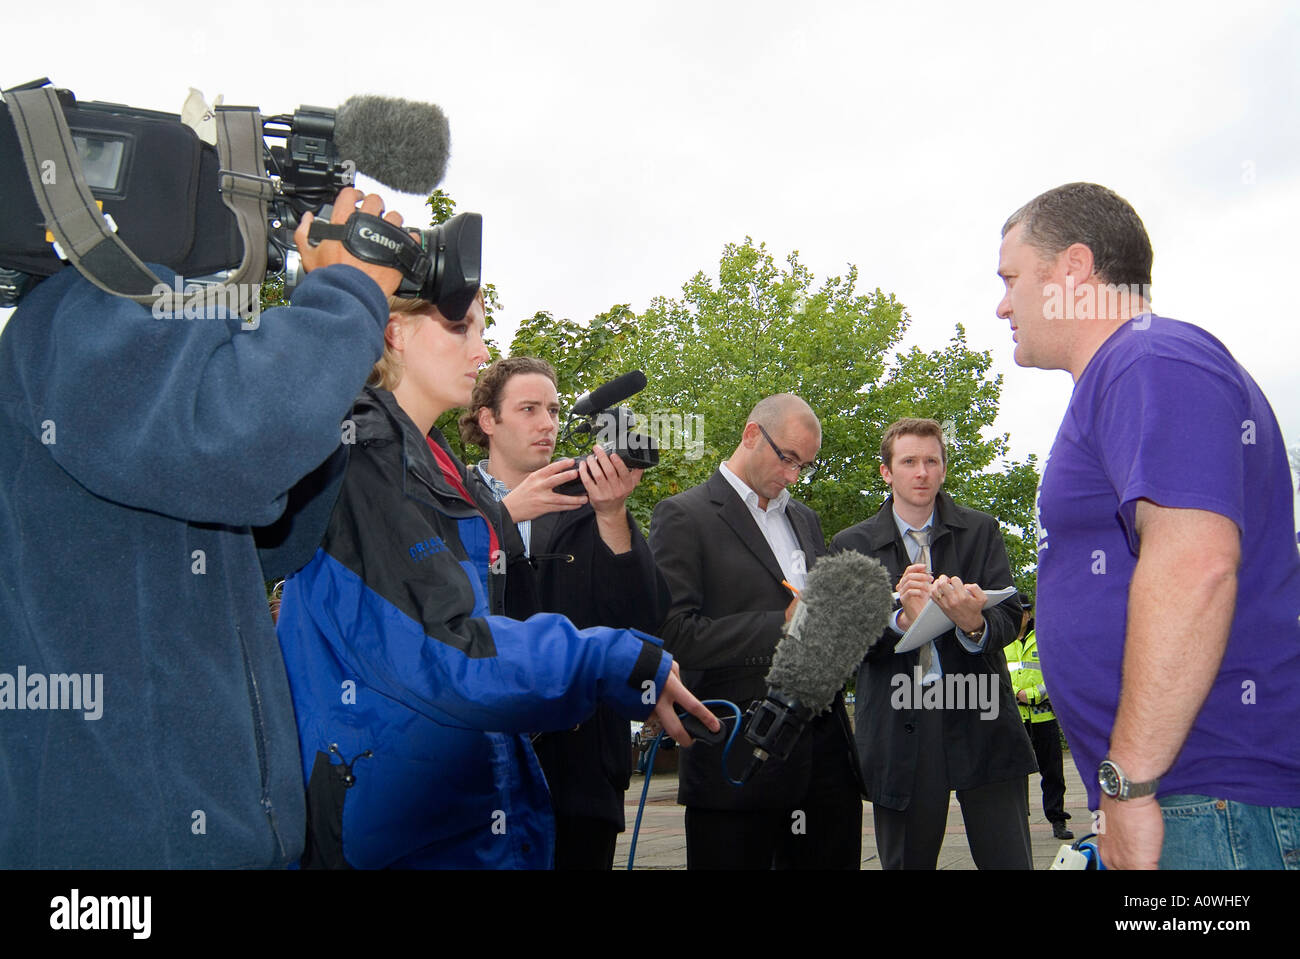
left=650, top=394, right=864, bottom=869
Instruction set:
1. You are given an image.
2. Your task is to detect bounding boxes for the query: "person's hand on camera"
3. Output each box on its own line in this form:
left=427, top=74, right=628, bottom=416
left=580, top=445, right=643, bottom=555
left=501, top=458, right=587, bottom=524
left=579, top=445, right=643, bottom=518
left=295, top=187, right=405, bottom=297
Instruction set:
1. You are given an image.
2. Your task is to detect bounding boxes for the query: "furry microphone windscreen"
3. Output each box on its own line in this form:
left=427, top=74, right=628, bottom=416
left=765, top=551, right=893, bottom=715
left=334, top=95, right=451, bottom=195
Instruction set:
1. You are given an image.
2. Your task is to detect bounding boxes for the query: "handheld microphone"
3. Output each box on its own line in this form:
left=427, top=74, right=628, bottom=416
left=739, top=551, right=893, bottom=783
left=571, top=370, right=647, bottom=418
left=334, top=95, right=451, bottom=195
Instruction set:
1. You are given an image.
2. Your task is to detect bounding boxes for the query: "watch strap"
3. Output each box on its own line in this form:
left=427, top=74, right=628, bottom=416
left=1099, top=758, right=1160, bottom=800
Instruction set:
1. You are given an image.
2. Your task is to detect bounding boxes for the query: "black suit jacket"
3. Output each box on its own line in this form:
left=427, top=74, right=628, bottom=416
left=832, top=491, right=1036, bottom=810
left=650, top=469, right=860, bottom=810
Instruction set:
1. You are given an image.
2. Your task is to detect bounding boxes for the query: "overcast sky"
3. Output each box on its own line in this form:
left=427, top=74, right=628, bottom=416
left=5, top=0, right=1299, bottom=523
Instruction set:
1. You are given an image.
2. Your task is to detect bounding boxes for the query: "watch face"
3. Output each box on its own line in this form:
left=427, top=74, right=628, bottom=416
left=1098, top=761, right=1121, bottom=798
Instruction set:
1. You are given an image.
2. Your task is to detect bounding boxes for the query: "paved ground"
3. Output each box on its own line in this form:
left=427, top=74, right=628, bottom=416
left=615, top=744, right=1093, bottom=870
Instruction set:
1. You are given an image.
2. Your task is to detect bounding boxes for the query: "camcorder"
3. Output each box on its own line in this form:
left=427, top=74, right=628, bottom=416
left=0, top=78, right=480, bottom=319
left=555, top=370, right=660, bottom=495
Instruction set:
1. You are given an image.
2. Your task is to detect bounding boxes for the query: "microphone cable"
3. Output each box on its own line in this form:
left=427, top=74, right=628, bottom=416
left=625, top=698, right=744, bottom=870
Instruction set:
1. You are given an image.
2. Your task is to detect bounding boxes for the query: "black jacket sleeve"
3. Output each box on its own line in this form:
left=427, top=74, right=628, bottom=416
left=649, top=494, right=786, bottom=671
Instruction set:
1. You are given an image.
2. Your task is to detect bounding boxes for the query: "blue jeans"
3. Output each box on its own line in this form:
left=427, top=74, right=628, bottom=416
left=1158, top=794, right=1300, bottom=869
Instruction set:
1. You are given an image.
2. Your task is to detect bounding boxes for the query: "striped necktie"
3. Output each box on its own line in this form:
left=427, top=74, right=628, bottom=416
left=907, top=527, right=934, bottom=673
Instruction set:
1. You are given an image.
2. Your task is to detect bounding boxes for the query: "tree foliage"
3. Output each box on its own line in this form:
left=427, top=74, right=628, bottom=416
left=425, top=188, right=458, bottom=226
left=507, top=238, right=1040, bottom=592
left=259, top=272, right=288, bottom=312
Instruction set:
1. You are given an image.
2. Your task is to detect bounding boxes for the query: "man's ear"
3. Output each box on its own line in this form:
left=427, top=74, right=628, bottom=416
left=879, top=461, right=892, bottom=485
left=477, top=404, right=496, bottom=439
left=741, top=421, right=760, bottom=447
left=1063, top=242, right=1096, bottom=283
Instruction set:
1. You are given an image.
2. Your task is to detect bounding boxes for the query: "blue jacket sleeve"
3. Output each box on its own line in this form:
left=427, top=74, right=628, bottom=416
left=282, top=550, right=672, bottom=735
left=5, top=264, right=387, bottom=527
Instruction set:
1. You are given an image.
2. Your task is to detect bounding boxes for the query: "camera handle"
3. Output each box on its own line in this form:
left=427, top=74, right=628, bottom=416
left=306, top=213, right=430, bottom=286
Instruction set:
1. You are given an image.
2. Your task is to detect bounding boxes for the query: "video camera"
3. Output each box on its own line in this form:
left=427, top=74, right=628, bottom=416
left=555, top=370, right=660, bottom=495
left=0, top=79, right=480, bottom=319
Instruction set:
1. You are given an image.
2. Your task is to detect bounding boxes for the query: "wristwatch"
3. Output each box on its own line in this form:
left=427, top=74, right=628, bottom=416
left=1097, top=758, right=1159, bottom=801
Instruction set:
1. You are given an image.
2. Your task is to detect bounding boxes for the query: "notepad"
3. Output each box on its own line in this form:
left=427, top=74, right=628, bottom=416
left=893, top=586, right=1018, bottom=653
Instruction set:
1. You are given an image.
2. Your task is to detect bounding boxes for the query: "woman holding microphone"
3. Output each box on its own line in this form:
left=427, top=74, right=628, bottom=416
left=276, top=288, right=714, bottom=869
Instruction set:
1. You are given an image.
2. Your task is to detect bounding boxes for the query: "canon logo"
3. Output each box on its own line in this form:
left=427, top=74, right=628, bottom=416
left=359, top=226, right=402, bottom=252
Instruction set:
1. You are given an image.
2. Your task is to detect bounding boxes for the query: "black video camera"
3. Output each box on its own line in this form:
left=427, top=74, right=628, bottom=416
left=0, top=79, right=480, bottom=319
left=555, top=375, right=660, bottom=496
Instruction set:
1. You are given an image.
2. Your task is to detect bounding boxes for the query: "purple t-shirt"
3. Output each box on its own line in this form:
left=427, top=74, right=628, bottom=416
left=1036, top=314, right=1300, bottom=809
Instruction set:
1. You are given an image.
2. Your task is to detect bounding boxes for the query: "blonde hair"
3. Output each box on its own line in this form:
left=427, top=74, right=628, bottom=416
left=369, top=296, right=431, bottom=391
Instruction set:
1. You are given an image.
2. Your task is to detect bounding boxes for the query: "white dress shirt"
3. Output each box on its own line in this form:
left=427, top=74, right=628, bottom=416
left=889, top=506, right=988, bottom=685
left=718, top=461, right=808, bottom=590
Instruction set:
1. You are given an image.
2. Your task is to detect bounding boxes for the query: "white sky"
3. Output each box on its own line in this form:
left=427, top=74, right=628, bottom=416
left=5, top=0, right=1299, bottom=524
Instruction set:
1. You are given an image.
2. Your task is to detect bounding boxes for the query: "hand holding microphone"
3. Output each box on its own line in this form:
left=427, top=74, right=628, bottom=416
left=652, top=665, right=721, bottom=748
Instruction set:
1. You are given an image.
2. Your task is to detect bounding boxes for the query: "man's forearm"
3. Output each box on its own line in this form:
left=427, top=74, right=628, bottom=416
left=1107, top=504, right=1240, bottom=783
left=594, top=508, right=632, bottom=555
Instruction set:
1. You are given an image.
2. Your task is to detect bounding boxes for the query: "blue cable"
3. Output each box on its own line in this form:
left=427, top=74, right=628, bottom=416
left=625, top=698, right=743, bottom=870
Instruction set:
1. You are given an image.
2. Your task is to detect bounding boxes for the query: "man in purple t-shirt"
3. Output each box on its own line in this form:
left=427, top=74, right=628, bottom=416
left=995, top=182, right=1300, bottom=870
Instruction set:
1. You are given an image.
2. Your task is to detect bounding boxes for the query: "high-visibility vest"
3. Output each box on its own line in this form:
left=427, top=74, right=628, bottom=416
left=1004, top=629, right=1055, bottom=724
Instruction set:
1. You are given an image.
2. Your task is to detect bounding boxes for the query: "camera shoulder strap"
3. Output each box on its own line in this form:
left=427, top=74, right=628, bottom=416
left=210, top=105, right=272, bottom=303
left=5, top=86, right=268, bottom=317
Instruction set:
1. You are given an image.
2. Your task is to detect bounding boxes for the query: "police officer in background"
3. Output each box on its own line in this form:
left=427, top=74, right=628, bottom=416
left=1005, top=593, right=1073, bottom=840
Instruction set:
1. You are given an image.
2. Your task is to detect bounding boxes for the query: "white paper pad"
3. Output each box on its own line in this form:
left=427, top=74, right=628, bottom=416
left=893, top=586, right=1018, bottom=653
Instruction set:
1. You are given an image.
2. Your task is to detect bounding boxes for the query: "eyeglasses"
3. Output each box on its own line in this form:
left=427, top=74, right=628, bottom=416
left=757, top=424, right=818, bottom=480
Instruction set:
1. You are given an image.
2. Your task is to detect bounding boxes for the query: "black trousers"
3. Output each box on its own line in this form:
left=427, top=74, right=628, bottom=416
left=684, top=718, right=863, bottom=870
left=552, top=814, right=619, bottom=870
left=1023, top=718, right=1068, bottom=825
left=873, top=703, right=1032, bottom=869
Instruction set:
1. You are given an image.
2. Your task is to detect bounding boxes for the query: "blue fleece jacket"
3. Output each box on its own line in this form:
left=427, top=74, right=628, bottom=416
left=0, top=263, right=387, bottom=867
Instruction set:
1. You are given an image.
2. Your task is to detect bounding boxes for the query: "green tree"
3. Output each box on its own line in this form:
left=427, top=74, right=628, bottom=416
left=259, top=272, right=288, bottom=312
left=425, top=188, right=458, bottom=226
left=507, top=237, right=1039, bottom=591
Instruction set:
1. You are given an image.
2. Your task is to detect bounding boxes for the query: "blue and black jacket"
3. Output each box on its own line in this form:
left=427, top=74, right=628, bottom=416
left=276, top=387, right=672, bottom=868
